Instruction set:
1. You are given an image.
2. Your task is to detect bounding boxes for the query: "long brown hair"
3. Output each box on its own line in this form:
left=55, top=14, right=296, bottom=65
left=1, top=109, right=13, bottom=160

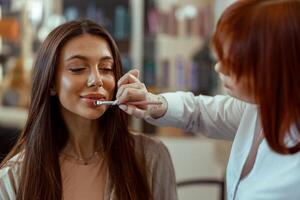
left=1, top=19, right=152, bottom=200
left=213, top=0, right=300, bottom=154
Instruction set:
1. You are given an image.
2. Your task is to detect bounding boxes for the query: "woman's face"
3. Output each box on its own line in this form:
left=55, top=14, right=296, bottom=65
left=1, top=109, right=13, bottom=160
left=214, top=61, right=255, bottom=103
left=55, top=34, right=116, bottom=120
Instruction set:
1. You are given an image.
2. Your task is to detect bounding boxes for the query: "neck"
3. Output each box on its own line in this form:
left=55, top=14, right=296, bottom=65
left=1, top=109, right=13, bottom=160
left=61, top=110, right=101, bottom=159
left=64, top=129, right=100, bottom=160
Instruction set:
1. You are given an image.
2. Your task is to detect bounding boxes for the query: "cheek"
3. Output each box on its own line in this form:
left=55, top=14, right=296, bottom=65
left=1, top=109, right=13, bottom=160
left=57, top=75, right=84, bottom=98
left=219, top=74, right=232, bottom=88
left=230, top=81, right=255, bottom=103
left=103, top=76, right=116, bottom=96
left=60, top=76, right=73, bottom=91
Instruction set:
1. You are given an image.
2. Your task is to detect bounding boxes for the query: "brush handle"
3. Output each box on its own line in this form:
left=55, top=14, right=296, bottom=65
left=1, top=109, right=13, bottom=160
left=94, top=100, right=117, bottom=106
left=95, top=100, right=162, bottom=106
left=124, top=101, right=163, bottom=106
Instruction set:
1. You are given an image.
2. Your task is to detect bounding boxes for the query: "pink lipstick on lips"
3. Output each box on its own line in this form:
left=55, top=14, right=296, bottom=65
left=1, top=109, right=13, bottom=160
left=80, top=93, right=107, bottom=106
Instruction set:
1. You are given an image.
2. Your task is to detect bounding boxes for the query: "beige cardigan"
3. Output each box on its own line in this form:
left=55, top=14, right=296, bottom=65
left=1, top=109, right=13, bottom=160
left=0, top=134, right=178, bottom=200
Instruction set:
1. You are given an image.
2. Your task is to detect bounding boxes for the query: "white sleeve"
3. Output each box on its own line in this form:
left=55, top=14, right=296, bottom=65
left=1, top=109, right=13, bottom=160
left=145, top=92, right=248, bottom=140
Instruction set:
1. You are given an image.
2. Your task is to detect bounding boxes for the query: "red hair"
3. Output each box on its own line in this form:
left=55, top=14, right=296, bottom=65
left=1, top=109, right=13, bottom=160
left=213, top=0, right=300, bottom=154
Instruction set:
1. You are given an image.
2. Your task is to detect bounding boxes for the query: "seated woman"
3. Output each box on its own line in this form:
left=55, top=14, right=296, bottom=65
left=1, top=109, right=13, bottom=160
left=0, top=19, right=177, bottom=200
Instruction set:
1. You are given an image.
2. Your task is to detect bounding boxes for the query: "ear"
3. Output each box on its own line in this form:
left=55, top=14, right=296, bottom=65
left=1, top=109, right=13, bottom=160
left=50, top=87, right=57, bottom=96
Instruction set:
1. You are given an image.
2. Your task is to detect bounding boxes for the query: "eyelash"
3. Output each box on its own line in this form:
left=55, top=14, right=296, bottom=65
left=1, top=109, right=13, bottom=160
left=69, top=68, right=85, bottom=73
left=68, top=66, right=113, bottom=73
left=99, top=67, right=113, bottom=72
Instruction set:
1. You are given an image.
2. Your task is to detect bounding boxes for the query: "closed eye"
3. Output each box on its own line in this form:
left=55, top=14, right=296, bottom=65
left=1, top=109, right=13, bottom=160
left=98, top=66, right=113, bottom=73
left=69, top=68, right=86, bottom=73
left=99, top=68, right=113, bottom=71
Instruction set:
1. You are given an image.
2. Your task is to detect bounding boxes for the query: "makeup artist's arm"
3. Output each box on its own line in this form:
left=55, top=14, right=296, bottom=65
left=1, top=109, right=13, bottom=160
left=116, top=69, right=168, bottom=119
left=117, top=69, right=243, bottom=139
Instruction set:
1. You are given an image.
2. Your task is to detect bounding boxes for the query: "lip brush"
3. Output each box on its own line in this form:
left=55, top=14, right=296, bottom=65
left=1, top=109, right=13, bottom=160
left=94, top=100, right=162, bottom=106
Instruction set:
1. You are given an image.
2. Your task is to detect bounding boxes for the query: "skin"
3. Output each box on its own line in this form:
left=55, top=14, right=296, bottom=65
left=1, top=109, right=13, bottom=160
left=54, top=34, right=115, bottom=159
left=214, top=62, right=255, bottom=103
left=213, top=41, right=255, bottom=104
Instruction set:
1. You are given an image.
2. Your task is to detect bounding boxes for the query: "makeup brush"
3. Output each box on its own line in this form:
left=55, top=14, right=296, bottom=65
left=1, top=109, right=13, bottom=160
left=94, top=100, right=162, bottom=106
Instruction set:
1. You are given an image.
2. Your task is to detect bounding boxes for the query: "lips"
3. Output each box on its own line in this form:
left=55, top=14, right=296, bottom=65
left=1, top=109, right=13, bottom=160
left=80, top=94, right=107, bottom=107
left=81, top=93, right=106, bottom=101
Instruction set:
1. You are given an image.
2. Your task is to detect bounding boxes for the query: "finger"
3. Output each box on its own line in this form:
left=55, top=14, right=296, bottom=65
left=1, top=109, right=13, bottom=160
left=118, top=69, right=140, bottom=87
left=117, top=82, right=144, bottom=98
left=132, top=69, right=140, bottom=78
left=117, top=88, right=147, bottom=105
left=119, top=104, right=146, bottom=118
left=118, top=73, right=140, bottom=87
left=132, top=108, right=147, bottom=118
left=116, top=82, right=146, bottom=98
left=118, top=90, right=148, bottom=110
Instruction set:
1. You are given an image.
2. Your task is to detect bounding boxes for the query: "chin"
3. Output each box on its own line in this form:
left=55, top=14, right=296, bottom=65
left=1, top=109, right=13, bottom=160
left=227, top=93, right=256, bottom=104
left=83, top=110, right=106, bottom=120
left=85, top=116, right=102, bottom=120
left=224, top=88, right=233, bottom=96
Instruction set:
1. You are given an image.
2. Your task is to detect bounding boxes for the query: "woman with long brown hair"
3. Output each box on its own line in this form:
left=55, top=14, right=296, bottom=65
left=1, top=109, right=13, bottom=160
left=117, top=0, right=300, bottom=199
left=0, top=19, right=177, bottom=200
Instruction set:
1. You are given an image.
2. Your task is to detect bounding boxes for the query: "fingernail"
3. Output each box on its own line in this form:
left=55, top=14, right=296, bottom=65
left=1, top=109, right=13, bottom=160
left=119, top=105, right=127, bottom=111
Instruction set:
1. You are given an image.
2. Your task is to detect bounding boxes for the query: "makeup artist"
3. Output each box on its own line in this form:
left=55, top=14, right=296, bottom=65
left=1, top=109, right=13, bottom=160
left=117, top=0, right=300, bottom=199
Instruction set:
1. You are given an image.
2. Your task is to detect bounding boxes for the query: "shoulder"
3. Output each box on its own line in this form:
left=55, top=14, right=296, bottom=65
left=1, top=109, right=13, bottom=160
left=130, top=133, right=173, bottom=169
left=210, top=95, right=250, bottom=110
left=130, top=133, right=178, bottom=199
left=130, top=132, right=164, bottom=147
left=0, top=153, right=23, bottom=195
left=130, top=132, right=170, bottom=157
left=0, top=152, right=23, bottom=173
left=213, top=95, right=258, bottom=118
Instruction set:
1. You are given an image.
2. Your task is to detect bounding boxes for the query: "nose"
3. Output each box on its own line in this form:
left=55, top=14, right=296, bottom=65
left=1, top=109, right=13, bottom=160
left=214, top=62, right=222, bottom=73
left=87, top=68, right=103, bottom=87
left=214, top=62, right=229, bottom=76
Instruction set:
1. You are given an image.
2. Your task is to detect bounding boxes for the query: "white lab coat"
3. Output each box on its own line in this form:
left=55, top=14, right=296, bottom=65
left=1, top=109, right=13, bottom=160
left=145, top=92, right=300, bottom=200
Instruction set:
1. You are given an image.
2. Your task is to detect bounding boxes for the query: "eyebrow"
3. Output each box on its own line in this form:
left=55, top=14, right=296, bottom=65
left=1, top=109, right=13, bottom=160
left=100, top=56, right=114, bottom=62
left=66, top=55, right=114, bottom=62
